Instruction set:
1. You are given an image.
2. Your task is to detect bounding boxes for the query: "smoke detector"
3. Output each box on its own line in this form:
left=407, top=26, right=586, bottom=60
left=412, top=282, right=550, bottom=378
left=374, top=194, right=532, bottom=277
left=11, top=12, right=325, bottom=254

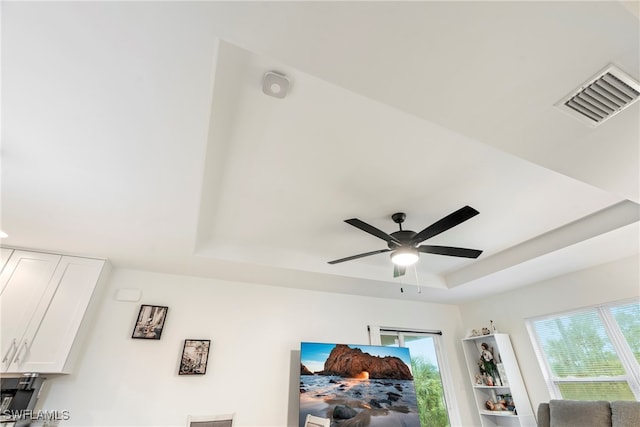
left=262, top=71, right=290, bottom=99
left=556, top=64, right=640, bottom=126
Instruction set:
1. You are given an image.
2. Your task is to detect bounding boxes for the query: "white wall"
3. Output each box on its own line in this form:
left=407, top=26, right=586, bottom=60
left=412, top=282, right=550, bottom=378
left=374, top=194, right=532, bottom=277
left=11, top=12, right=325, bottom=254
left=35, top=268, right=476, bottom=427
left=458, top=255, right=640, bottom=414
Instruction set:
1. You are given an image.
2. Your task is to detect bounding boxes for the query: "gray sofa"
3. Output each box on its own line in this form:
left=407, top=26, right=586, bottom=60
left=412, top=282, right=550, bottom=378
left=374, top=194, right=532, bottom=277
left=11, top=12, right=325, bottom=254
left=537, top=400, right=640, bottom=427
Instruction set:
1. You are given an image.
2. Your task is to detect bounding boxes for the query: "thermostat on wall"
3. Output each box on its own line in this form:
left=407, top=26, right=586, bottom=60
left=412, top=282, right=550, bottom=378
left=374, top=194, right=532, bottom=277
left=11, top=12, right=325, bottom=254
left=115, top=288, right=141, bottom=302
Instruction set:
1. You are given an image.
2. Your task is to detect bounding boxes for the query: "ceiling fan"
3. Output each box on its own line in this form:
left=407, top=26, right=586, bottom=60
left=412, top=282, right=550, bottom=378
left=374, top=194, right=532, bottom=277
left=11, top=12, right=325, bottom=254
left=328, top=206, right=483, bottom=277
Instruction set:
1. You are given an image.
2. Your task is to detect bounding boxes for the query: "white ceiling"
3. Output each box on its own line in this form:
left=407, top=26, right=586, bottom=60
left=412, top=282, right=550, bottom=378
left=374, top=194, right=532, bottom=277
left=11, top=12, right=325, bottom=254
left=2, top=1, right=639, bottom=303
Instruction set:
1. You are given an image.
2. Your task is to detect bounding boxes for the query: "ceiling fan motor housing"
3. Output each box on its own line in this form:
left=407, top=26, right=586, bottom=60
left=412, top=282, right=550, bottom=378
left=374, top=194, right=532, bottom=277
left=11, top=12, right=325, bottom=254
left=388, top=230, right=417, bottom=248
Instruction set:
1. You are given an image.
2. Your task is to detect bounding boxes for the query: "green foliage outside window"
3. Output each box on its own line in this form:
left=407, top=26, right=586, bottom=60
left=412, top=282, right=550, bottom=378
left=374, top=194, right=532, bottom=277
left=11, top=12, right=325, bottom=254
left=541, top=313, right=624, bottom=377
left=530, top=301, right=640, bottom=401
left=411, top=356, right=450, bottom=427
left=611, top=303, right=640, bottom=364
left=558, top=382, right=635, bottom=401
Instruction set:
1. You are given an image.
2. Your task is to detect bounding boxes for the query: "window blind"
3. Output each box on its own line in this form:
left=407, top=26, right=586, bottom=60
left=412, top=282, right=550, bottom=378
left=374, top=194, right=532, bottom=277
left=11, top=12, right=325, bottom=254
left=527, top=300, right=640, bottom=401
left=531, top=310, right=624, bottom=378
left=610, top=302, right=640, bottom=365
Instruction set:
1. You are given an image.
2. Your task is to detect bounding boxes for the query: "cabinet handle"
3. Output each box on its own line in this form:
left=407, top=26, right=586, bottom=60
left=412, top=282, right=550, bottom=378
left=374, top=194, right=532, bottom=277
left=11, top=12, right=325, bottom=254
left=2, top=338, right=17, bottom=363
left=13, top=339, right=28, bottom=364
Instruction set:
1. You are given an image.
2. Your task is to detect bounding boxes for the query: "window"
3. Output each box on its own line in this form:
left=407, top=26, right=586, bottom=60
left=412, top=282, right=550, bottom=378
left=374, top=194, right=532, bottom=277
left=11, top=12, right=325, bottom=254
left=369, top=326, right=458, bottom=427
left=526, top=300, right=640, bottom=401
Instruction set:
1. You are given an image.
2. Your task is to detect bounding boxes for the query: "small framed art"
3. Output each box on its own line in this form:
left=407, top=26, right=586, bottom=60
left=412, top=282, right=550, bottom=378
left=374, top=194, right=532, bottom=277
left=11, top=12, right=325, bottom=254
left=131, top=305, right=168, bottom=340
left=179, top=339, right=211, bottom=375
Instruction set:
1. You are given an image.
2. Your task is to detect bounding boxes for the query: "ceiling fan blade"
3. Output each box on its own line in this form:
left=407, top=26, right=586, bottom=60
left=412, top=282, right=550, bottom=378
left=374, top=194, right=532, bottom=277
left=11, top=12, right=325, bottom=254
left=418, top=245, right=483, bottom=258
left=328, top=249, right=391, bottom=264
left=393, top=264, right=406, bottom=278
left=412, top=206, right=479, bottom=244
left=345, top=218, right=400, bottom=244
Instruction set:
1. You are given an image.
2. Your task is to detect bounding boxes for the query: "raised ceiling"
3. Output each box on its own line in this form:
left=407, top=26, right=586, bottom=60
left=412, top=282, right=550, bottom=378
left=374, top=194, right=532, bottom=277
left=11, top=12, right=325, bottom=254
left=2, top=1, right=639, bottom=303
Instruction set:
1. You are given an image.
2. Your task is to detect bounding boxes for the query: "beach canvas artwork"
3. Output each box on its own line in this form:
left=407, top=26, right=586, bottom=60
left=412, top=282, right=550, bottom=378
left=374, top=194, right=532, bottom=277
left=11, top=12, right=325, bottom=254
left=299, top=342, right=421, bottom=427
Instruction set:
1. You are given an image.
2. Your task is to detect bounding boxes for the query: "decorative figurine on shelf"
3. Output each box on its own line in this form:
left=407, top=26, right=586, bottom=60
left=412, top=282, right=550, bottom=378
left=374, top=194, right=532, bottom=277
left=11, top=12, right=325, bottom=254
left=503, top=394, right=516, bottom=411
left=485, top=374, right=494, bottom=386
left=490, top=320, right=498, bottom=333
left=485, top=399, right=509, bottom=411
left=481, top=327, right=491, bottom=335
left=479, top=342, right=502, bottom=386
left=475, top=374, right=483, bottom=385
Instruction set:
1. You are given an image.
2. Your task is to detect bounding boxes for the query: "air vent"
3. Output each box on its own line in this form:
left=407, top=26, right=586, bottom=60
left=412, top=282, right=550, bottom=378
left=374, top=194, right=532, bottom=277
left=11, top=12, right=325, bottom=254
left=556, top=65, right=640, bottom=126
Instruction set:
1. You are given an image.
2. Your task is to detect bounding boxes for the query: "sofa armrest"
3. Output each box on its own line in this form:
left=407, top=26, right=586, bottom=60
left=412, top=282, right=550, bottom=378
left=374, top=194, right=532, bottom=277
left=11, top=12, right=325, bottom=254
left=537, top=402, right=550, bottom=427
left=611, top=401, right=640, bottom=427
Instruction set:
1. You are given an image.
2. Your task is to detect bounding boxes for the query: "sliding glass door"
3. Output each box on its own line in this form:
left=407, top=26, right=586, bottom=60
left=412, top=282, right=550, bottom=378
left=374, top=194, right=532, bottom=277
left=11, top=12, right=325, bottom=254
left=379, top=331, right=452, bottom=427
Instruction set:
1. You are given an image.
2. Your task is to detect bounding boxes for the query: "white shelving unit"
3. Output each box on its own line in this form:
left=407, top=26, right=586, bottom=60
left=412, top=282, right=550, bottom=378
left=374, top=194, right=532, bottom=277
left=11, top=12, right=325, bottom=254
left=462, top=333, right=535, bottom=427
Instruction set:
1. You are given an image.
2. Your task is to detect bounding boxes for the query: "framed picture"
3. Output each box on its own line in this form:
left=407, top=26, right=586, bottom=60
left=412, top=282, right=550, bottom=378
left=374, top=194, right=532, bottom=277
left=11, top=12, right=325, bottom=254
left=179, top=339, right=211, bottom=375
left=131, top=305, right=168, bottom=340
left=300, top=342, right=420, bottom=426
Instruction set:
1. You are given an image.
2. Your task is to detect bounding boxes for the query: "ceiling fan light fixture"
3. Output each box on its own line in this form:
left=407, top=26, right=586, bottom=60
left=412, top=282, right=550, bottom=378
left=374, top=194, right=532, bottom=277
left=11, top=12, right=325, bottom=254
left=391, top=247, right=419, bottom=266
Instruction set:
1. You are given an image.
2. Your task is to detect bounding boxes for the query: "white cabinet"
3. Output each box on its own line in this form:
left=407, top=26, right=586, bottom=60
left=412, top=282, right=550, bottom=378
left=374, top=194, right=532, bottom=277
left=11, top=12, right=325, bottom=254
left=1, top=250, right=61, bottom=371
left=0, top=249, right=108, bottom=374
left=462, top=333, right=535, bottom=427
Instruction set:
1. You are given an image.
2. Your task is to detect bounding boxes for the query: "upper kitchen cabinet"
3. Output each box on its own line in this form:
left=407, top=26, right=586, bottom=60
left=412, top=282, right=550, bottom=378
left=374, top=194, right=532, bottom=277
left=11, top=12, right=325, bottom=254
left=0, top=249, right=109, bottom=374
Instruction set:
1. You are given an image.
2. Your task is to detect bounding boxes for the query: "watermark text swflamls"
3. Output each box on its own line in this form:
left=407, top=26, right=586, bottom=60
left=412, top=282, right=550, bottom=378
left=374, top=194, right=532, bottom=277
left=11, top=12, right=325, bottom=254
left=2, top=409, right=70, bottom=421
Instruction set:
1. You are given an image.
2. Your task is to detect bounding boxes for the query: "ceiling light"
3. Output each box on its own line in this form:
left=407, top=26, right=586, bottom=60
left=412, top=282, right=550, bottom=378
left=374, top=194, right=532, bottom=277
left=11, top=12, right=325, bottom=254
left=262, top=71, right=290, bottom=99
left=0, top=231, right=7, bottom=238
left=391, top=247, right=419, bottom=266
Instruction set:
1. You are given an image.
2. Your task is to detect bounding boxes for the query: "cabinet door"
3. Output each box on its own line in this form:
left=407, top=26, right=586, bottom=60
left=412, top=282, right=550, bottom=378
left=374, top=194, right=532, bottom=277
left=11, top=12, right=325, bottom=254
left=0, top=251, right=61, bottom=371
left=8, top=256, right=106, bottom=373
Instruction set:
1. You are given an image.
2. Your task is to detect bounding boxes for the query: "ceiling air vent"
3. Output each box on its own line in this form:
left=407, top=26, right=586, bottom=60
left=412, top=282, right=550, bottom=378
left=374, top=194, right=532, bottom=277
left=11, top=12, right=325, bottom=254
left=556, top=65, right=640, bottom=126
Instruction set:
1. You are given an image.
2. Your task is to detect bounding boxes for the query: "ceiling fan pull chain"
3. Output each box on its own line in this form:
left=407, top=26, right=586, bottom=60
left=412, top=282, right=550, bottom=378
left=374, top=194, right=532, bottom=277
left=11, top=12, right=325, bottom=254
left=414, top=265, right=421, bottom=294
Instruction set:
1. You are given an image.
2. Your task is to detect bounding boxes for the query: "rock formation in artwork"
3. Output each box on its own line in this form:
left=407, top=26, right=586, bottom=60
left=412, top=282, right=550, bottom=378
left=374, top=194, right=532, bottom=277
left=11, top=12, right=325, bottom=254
left=300, top=363, right=314, bottom=375
left=318, top=344, right=413, bottom=380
